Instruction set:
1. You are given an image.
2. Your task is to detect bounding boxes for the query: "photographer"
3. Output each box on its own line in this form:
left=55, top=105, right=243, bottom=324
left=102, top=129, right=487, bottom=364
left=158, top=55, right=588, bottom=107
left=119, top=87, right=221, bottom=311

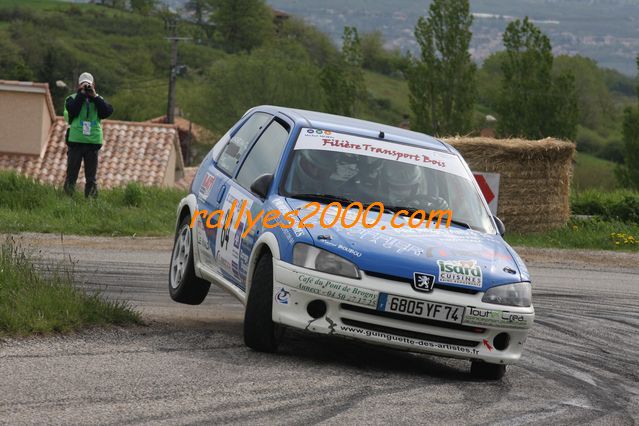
left=63, top=72, right=113, bottom=197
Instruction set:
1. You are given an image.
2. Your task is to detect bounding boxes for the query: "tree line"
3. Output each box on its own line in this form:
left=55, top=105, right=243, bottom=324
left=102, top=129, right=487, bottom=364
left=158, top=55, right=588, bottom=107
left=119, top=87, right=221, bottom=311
left=1, top=0, right=637, bottom=188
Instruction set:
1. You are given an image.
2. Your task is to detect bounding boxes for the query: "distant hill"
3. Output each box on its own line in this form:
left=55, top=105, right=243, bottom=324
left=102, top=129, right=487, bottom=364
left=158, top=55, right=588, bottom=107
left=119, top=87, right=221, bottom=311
left=262, top=0, right=639, bottom=76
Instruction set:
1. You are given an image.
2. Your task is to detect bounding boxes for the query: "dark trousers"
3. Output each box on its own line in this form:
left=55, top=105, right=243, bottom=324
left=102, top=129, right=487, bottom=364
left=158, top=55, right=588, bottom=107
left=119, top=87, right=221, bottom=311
left=64, top=142, right=101, bottom=197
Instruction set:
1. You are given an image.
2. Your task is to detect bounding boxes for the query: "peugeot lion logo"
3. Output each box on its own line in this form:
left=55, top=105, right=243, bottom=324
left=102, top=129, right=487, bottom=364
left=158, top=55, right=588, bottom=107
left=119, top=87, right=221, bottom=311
left=412, top=272, right=435, bottom=293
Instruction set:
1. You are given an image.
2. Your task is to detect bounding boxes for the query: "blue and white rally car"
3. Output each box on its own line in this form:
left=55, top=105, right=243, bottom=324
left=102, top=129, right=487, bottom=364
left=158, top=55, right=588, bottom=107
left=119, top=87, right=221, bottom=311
left=169, top=106, right=534, bottom=380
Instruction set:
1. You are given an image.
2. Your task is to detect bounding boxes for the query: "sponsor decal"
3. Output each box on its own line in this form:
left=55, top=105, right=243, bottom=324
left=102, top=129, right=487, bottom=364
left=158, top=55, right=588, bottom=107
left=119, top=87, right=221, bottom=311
left=274, top=287, right=290, bottom=305
left=437, top=259, right=483, bottom=288
left=198, top=173, right=216, bottom=200
left=343, top=228, right=424, bottom=256
left=482, top=339, right=493, bottom=351
left=278, top=268, right=378, bottom=307
left=338, top=243, right=362, bottom=258
left=463, top=307, right=532, bottom=329
left=338, top=324, right=480, bottom=355
left=295, top=127, right=469, bottom=179
left=412, top=272, right=435, bottom=293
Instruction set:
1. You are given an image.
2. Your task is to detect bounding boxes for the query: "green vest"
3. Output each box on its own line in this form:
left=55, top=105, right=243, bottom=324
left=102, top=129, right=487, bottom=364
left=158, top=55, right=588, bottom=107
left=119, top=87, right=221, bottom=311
left=64, top=93, right=103, bottom=145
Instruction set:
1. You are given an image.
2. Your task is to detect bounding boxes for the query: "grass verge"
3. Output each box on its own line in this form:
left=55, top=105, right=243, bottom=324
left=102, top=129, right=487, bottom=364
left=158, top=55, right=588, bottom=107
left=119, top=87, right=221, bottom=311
left=0, top=237, right=140, bottom=337
left=506, top=218, right=639, bottom=252
left=0, top=171, right=185, bottom=236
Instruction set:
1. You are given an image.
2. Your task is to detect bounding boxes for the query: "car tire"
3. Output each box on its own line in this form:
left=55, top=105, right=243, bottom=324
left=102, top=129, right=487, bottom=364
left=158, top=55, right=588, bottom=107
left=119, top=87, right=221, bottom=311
left=169, top=216, right=211, bottom=305
left=470, top=361, right=506, bottom=380
left=243, top=253, right=280, bottom=353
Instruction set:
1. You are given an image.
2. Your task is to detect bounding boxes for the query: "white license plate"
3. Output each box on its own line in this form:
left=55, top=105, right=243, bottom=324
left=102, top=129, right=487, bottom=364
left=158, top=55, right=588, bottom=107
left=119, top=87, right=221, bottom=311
left=379, top=293, right=464, bottom=324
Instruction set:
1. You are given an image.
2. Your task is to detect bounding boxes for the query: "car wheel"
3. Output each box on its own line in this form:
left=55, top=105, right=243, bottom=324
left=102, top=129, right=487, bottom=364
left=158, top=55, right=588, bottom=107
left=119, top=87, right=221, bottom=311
left=169, top=216, right=211, bottom=305
left=243, top=253, right=281, bottom=353
left=470, top=361, right=506, bottom=380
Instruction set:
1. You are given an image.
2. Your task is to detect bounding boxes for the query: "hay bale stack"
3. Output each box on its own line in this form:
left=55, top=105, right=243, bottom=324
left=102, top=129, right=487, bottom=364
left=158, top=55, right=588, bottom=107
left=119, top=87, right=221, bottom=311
left=444, top=137, right=576, bottom=233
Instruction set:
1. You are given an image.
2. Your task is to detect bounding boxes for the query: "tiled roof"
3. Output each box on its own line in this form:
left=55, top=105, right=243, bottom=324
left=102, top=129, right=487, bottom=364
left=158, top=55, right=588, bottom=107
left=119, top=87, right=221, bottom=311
left=0, top=118, right=184, bottom=189
left=175, top=166, right=198, bottom=191
left=147, top=115, right=213, bottom=141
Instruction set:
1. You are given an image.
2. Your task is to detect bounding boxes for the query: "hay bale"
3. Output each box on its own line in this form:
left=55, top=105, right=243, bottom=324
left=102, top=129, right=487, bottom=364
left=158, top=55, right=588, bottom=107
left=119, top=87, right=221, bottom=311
left=444, top=137, right=576, bottom=233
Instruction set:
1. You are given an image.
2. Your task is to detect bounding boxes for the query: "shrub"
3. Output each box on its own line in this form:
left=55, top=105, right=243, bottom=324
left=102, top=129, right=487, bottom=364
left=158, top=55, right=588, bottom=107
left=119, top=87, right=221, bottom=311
left=572, top=189, right=639, bottom=223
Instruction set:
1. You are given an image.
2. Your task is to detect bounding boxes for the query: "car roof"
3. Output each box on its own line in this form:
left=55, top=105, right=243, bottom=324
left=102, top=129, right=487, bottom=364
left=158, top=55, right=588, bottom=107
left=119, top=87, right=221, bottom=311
left=248, top=105, right=452, bottom=153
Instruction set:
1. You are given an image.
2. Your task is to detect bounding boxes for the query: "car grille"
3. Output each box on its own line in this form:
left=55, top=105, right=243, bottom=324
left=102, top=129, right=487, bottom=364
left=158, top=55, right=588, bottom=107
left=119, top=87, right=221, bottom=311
left=364, top=270, right=480, bottom=294
left=341, top=303, right=484, bottom=334
left=340, top=318, right=480, bottom=348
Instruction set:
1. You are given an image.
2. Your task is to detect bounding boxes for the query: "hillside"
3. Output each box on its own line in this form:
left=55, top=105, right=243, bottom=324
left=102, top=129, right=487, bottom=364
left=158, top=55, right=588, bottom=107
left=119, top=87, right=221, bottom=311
left=0, top=0, right=413, bottom=134
left=266, top=0, right=639, bottom=76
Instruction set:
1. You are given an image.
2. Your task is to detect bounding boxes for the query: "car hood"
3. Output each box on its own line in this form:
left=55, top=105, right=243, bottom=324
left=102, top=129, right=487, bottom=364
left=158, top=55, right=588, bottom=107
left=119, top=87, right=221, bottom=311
left=285, top=198, right=525, bottom=292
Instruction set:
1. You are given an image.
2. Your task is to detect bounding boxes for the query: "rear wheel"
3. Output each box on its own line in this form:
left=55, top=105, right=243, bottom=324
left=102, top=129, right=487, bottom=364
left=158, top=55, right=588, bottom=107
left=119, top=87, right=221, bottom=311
left=243, top=253, right=280, bottom=352
left=169, top=216, right=210, bottom=305
left=471, top=361, right=506, bottom=380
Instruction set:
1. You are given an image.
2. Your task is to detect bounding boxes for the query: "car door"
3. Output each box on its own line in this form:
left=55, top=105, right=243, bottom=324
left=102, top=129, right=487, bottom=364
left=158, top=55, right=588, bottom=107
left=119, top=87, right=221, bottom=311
left=214, top=116, right=291, bottom=290
left=194, top=112, right=272, bottom=272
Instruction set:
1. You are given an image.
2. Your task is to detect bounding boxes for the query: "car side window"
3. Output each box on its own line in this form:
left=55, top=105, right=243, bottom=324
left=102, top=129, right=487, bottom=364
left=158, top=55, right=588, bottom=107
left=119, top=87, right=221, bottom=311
left=236, top=119, right=290, bottom=191
left=216, top=112, right=272, bottom=175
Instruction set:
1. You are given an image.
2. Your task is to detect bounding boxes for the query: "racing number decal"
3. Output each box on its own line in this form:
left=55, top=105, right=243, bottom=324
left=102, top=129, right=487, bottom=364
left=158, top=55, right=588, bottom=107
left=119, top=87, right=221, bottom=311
left=215, top=187, right=254, bottom=280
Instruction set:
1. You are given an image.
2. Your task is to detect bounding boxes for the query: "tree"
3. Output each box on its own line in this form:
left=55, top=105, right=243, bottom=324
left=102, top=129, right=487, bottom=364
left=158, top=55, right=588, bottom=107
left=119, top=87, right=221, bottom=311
left=360, top=31, right=407, bottom=76
left=130, top=0, right=156, bottom=16
left=213, top=0, right=274, bottom=53
left=616, top=56, right=639, bottom=189
left=407, top=0, right=476, bottom=136
left=553, top=55, right=613, bottom=132
left=185, top=41, right=325, bottom=133
left=497, top=17, right=578, bottom=140
left=319, top=27, right=366, bottom=116
left=279, top=17, right=338, bottom=67
left=184, top=0, right=213, bottom=26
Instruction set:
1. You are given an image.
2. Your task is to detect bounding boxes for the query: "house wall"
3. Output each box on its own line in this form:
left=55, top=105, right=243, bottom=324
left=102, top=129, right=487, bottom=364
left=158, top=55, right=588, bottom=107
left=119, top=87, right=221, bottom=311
left=40, top=97, right=53, bottom=156
left=0, top=91, right=50, bottom=156
left=162, top=144, right=177, bottom=187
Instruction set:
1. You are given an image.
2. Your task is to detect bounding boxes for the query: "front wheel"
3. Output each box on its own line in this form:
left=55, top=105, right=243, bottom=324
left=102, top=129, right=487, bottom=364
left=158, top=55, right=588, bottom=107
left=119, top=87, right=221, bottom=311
left=243, top=253, right=280, bottom=352
left=470, top=361, right=506, bottom=380
left=169, top=216, right=211, bottom=305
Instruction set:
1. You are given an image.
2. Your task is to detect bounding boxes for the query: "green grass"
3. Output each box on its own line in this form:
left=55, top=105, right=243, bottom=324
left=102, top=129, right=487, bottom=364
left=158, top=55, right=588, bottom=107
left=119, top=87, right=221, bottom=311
left=0, top=236, right=141, bottom=336
left=360, top=70, right=411, bottom=125
left=0, top=172, right=185, bottom=236
left=572, top=152, right=618, bottom=191
left=506, top=218, right=639, bottom=252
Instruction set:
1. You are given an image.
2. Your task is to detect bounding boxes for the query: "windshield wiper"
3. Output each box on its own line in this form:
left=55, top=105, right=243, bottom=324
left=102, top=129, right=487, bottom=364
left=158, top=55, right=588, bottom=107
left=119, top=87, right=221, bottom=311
left=446, top=219, right=472, bottom=230
left=287, top=193, right=356, bottom=205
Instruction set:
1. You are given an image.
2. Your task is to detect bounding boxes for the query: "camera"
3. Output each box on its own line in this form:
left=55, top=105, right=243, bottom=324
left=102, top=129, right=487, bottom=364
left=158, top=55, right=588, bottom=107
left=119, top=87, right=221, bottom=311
left=82, top=83, right=93, bottom=92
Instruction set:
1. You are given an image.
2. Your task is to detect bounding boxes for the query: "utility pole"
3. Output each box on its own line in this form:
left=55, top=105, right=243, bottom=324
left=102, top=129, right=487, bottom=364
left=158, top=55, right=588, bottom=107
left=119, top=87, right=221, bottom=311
left=165, top=16, right=190, bottom=124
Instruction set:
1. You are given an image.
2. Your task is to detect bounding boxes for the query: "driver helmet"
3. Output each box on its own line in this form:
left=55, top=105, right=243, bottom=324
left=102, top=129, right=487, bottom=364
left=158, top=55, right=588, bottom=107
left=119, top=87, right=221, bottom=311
left=358, top=156, right=384, bottom=177
left=296, top=149, right=337, bottom=185
left=382, top=163, right=422, bottom=205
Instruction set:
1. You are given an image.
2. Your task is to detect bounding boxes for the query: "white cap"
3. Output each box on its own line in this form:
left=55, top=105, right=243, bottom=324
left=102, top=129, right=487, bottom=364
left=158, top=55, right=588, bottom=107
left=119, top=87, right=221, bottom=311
left=78, top=72, right=94, bottom=85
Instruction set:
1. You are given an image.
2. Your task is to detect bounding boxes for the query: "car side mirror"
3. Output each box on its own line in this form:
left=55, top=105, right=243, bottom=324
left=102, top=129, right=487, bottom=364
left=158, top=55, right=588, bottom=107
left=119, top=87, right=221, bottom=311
left=249, top=173, right=274, bottom=199
left=493, top=216, right=505, bottom=236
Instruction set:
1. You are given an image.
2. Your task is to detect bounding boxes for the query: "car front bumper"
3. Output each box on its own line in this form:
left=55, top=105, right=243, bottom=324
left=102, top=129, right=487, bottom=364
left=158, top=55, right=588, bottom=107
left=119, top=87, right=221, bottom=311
left=272, top=260, right=534, bottom=364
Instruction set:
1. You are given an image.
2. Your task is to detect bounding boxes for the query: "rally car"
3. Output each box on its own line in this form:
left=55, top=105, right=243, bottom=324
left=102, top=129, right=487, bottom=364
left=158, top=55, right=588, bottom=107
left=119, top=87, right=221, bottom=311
left=169, top=106, right=534, bottom=380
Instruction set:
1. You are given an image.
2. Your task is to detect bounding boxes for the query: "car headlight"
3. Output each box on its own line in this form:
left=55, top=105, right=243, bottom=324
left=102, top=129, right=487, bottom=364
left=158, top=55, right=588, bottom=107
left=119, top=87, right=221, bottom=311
left=293, top=243, right=360, bottom=279
left=482, top=282, right=532, bottom=307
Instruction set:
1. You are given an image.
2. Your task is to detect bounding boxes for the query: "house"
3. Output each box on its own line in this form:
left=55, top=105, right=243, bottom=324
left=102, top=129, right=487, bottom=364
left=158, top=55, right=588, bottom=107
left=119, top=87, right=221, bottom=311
left=147, top=114, right=214, bottom=165
left=0, top=80, right=184, bottom=189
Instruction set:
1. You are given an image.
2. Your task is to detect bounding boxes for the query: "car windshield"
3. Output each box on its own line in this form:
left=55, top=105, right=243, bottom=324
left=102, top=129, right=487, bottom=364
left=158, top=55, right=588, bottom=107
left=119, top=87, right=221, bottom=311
left=281, top=128, right=495, bottom=233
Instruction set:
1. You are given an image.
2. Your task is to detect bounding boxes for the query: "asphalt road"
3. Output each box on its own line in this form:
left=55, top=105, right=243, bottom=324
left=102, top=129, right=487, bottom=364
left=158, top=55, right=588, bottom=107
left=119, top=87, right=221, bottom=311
left=1, top=233, right=638, bottom=425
